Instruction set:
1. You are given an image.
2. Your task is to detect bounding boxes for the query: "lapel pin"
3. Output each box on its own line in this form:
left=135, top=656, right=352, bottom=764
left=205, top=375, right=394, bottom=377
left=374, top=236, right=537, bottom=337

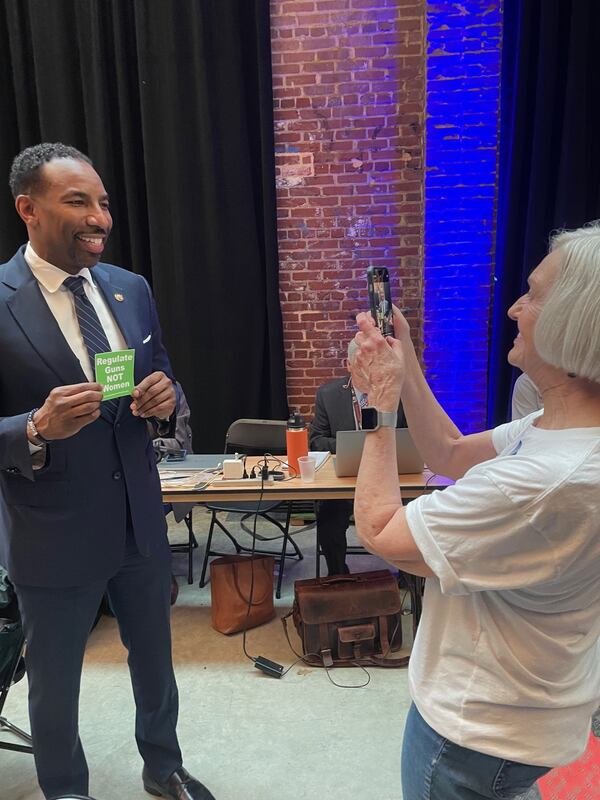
left=114, top=292, right=124, bottom=302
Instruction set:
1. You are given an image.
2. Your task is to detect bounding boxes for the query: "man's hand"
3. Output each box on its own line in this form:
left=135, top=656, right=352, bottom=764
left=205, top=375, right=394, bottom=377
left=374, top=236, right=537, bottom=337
left=354, top=311, right=405, bottom=411
left=130, top=372, right=176, bottom=420
left=32, top=384, right=104, bottom=441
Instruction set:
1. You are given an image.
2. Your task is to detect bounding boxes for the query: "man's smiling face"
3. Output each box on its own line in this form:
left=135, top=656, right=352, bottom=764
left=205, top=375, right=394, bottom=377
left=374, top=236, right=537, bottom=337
left=21, top=156, right=112, bottom=274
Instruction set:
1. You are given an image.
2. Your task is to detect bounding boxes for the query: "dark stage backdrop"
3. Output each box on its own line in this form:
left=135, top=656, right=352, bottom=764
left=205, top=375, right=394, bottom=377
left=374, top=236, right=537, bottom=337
left=488, top=0, right=600, bottom=425
left=0, top=0, right=288, bottom=451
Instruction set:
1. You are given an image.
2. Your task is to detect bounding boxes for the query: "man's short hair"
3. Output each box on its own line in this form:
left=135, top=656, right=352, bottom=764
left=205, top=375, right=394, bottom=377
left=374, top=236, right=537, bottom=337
left=9, top=142, right=92, bottom=198
left=347, top=339, right=358, bottom=363
left=535, top=221, right=600, bottom=383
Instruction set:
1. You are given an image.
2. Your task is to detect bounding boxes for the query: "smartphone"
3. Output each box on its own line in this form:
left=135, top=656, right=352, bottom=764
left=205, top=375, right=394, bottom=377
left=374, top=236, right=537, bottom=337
left=165, top=449, right=187, bottom=462
left=367, top=266, right=393, bottom=337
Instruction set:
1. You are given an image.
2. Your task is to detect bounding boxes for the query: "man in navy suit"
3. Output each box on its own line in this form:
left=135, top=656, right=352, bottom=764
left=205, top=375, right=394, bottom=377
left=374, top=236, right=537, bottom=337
left=309, top=340, right=406, bottom=575
left=0, top=144, right=214, bottom=800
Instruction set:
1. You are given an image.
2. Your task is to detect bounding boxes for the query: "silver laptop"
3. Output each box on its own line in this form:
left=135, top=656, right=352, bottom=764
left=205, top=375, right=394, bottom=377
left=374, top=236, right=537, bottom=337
left=334, top=429, right=423, bottom=477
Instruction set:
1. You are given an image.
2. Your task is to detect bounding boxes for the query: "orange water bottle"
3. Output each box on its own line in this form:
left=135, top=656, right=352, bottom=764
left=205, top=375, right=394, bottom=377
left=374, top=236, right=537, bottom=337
left=286, top=411, right=308, bottom=476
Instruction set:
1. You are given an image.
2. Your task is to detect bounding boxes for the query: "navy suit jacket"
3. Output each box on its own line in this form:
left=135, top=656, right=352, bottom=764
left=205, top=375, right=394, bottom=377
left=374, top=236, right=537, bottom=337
left=0, top=246, right=174, bottom=587
left=309, top=377, right=406, bottom=453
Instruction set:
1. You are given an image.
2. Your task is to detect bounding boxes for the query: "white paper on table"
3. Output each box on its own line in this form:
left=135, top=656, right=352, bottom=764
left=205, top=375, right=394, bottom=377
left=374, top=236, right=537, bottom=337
left=160, top=470, right=217, bottom=489
left=308, top=451, right=330, bottom=471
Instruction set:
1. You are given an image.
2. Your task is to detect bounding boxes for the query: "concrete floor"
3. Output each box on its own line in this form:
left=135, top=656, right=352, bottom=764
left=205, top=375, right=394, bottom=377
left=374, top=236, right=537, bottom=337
left=2, top=508, right=416, bottom=800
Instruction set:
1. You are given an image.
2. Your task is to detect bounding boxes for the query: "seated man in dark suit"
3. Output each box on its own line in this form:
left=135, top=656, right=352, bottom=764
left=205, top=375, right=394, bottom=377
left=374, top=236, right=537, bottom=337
left=151, top=380, right=193, bottom=463
left=309, top=340, right=406, bottom=575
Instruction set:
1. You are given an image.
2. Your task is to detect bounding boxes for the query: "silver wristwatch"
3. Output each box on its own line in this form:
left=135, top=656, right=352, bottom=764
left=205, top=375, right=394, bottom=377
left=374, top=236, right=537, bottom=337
left=361, top=407, right=397, bottom=431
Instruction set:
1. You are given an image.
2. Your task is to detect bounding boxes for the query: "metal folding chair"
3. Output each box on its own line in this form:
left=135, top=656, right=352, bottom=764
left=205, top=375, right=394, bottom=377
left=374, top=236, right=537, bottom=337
left=0, top=625, right=33, bottom=755
left=168, top=506, right=198, bottom=584
left=199, top=419, right=304, bottom=598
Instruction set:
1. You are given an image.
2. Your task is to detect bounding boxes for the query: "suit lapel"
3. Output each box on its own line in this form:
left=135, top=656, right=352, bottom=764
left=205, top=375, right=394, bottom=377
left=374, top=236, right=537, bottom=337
left=92, top=266, right=137, bottom=350
left=4, top=252, right=87, bottom=386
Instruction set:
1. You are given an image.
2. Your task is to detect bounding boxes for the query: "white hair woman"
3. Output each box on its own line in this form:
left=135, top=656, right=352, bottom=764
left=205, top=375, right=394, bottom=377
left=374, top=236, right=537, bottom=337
left=352, top=222, right=600, bottom=800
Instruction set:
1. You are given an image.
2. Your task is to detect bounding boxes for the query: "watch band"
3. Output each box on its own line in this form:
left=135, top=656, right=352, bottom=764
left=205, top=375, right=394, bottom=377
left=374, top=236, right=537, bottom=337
left=361, top=406, right=397, bottom=431
left=375, top=410, right=397, bottom=429
left=27, top=408, right=49, bottom=446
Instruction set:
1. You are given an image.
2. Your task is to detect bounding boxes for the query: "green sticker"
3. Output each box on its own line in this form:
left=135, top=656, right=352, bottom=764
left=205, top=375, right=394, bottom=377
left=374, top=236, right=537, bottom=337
left=94, top=349, right=135, bottom=400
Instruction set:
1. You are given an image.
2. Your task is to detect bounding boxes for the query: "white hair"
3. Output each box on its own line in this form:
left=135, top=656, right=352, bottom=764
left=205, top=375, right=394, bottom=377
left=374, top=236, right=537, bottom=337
left=347, top=339, right=358, bottom=363
left=535, top=221, right=600, bottom=383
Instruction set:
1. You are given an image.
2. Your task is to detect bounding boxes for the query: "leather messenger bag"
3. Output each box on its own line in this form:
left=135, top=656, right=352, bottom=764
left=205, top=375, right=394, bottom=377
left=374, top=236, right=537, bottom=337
left=284, top=570, right=409, bottom=668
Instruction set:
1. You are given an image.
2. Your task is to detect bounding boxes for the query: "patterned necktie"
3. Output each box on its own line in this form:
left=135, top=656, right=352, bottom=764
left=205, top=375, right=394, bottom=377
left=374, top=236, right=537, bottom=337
left=63, top=275, right=119, bottom=423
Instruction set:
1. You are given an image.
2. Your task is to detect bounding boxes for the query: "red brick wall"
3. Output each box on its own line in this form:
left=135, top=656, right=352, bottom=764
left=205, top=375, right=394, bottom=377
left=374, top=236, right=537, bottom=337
left=270, top=0, right=426, bottom=418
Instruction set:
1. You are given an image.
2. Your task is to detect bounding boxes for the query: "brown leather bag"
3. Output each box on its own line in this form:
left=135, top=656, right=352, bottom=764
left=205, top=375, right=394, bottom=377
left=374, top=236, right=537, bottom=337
left=210, top=554, right=276, bottom=634
left=284, top=570, right=408, bottom=668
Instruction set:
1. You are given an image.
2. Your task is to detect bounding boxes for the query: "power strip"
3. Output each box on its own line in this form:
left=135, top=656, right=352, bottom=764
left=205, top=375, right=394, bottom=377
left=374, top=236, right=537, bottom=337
left=212, top=476, right=274, bottom=488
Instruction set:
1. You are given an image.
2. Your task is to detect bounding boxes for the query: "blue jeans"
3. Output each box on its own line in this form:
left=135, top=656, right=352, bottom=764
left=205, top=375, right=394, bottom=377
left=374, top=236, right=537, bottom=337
left=401, top=703, right=550, bottom=800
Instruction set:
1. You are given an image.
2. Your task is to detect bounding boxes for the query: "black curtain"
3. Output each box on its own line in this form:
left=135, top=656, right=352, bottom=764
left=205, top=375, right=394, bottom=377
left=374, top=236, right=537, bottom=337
left=488, top=0, right=600, bottom=425
left=0, top=0, right=288, bottom=451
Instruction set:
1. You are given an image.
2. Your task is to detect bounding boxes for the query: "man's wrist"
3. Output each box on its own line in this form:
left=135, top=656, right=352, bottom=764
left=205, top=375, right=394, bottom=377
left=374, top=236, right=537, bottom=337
left=157, top=406, right=175, bottom=423
left=27, top=409, right=49, bottom=446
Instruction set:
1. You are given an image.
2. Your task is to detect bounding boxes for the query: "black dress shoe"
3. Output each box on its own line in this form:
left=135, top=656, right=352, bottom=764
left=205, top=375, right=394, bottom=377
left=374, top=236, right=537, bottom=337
left=142, top=766, right=215, bottom=800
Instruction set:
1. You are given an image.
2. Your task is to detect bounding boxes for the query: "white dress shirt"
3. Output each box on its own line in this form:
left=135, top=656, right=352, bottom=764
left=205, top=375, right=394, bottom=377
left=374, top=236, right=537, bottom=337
left=25, top=242, right=127, bottom=381
left=24, top=244, right=128, bottom=462
left=352, top=387, right=368, bottom=430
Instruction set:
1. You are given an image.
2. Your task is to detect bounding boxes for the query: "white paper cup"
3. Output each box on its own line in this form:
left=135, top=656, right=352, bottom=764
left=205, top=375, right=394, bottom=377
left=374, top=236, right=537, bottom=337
left=297, top=455, right=316, bottom=482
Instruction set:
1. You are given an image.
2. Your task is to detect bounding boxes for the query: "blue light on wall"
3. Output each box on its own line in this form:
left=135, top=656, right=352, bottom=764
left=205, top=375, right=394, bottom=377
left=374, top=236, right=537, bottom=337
left=424, top=2, right=503, bottom=434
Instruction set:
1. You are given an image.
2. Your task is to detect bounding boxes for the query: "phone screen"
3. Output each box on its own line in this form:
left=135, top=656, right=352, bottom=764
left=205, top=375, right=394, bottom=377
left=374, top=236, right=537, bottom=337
left=367, top=267, right=393, bottom=337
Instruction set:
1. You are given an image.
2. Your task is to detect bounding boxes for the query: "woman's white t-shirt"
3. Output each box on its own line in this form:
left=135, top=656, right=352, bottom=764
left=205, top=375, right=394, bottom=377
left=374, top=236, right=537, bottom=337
left=405, top=411, right=600, bottom=766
